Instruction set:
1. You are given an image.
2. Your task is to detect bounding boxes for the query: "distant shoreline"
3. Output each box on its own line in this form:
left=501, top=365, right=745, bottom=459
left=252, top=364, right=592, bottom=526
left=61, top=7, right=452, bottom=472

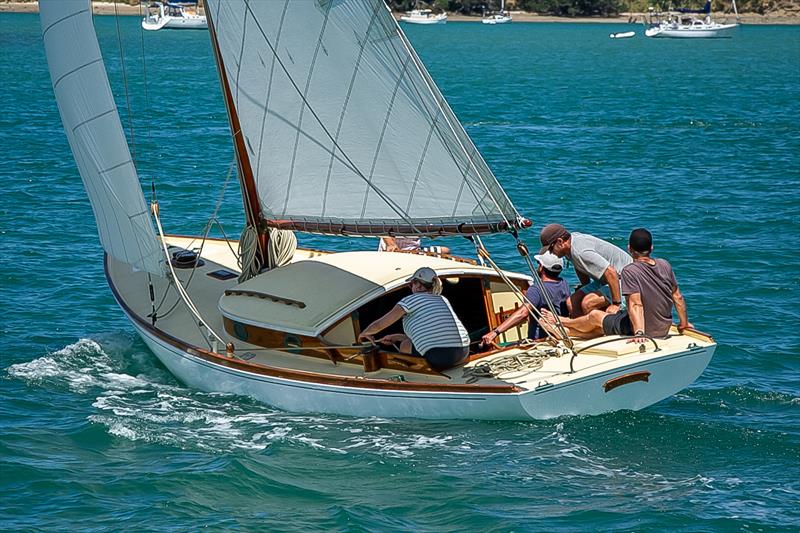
left=2, top=1, right=798, bottom=25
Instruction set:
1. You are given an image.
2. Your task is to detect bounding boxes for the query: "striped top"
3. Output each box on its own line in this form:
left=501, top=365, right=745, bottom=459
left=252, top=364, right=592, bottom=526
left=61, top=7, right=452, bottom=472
left=398, top=292, right=470, bottom=355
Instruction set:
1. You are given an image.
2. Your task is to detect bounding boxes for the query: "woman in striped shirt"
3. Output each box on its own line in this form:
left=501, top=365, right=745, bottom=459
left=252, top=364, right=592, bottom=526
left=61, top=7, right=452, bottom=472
left=358, top=267, right=470, bottom=371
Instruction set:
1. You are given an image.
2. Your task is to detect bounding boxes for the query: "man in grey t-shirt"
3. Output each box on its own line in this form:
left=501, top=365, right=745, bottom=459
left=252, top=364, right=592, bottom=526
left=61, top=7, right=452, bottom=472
left=539, top=223, right=632, bottom=317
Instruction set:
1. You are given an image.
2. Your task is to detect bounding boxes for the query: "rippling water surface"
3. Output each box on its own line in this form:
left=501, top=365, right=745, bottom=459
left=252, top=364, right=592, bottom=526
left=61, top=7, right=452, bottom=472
left=1, top=14, right=798, bottom=531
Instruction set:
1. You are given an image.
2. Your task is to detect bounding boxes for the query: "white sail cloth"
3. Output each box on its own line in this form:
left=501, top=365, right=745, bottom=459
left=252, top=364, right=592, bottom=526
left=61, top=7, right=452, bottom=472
left=40, top=0, right=163, bottom=275
left=206, top=0, right=520, bottom=235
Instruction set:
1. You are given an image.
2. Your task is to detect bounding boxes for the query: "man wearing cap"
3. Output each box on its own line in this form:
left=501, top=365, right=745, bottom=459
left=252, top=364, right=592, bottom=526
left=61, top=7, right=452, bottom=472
left=480, top=252, right=569, bottom=347
left=539, top=223, right=632, bottom=317
left=358, top=267, right=470, bottom=371
left=540, top=228, right=693, bottom=340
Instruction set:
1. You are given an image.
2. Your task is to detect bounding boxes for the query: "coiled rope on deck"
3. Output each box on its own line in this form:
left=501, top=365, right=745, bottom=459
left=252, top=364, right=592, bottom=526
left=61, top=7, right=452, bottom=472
left=463, top=343, right=570, bottom=383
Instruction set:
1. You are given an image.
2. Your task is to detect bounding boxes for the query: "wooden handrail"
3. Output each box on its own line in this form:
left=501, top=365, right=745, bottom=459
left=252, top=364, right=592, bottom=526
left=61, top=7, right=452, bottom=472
left=224, top=289, right=306, bottom=309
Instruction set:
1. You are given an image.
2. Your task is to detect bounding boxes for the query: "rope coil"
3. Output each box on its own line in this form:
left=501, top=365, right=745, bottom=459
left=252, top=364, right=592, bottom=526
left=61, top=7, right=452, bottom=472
left=463, top=344, right=569, bottom=383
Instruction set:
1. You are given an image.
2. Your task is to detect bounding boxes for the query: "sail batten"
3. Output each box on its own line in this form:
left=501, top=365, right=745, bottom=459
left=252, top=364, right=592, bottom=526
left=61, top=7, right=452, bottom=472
left=39, top=0, right=163, bottom=276
left=206, top=0, right=521, bottom=236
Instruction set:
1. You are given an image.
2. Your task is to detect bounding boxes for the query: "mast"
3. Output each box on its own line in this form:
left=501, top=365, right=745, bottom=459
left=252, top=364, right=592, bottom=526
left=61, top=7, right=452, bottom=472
left=204, top=3, right=269, bottom=267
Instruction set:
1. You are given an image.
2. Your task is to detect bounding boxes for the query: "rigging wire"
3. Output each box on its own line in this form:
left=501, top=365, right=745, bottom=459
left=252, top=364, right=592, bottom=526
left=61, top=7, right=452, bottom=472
left=112, top=1, right=138, bottom=164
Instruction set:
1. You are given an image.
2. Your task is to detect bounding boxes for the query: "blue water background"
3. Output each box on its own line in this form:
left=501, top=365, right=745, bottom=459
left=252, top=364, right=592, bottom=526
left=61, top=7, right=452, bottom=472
left=2, top=13, right=799, bottom=531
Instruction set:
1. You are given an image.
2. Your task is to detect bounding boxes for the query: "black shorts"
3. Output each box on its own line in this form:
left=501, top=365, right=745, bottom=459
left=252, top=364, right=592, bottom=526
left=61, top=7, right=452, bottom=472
left=412, top=346, right=469, bottom=371
left=602, top=310, right=633, bottom=336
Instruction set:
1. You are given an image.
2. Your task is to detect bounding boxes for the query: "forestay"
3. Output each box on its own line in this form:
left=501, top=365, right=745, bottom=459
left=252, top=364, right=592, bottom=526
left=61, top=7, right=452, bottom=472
left=206, top=0, right=521, bottom=236
left=40, top=0, right=163, bottom=275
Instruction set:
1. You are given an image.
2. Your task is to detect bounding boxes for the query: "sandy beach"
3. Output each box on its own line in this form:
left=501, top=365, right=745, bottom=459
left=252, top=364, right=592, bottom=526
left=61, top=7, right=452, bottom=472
left=3, top=1, right=798, bottom=24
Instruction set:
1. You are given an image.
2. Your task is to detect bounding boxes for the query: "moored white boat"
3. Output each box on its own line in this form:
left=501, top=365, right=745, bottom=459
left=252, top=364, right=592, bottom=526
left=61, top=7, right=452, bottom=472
left=610, top=31, right=636, bottom=39
left=39, top=0, right=716, bottom=420
left=482, top=1, right=512, bottom=24
left=644, top=1, right=739, bottom=38
left=400, top=9, right=447, bottom=24
left=482, top=13, right=513, bottom=25
left=142, top=1, right=207, bottom=31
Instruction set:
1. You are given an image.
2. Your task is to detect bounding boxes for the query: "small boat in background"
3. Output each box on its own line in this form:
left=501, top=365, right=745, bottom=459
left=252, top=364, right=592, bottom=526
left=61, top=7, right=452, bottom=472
left=482, top=0, right=512, bottom=24
left=400, top=9, right=447, bottom=25
left=610, top=31, right=636, bottom=39
left=644, top=1, right=739, bottom=38
left=142, top=1, right=207, bottom=31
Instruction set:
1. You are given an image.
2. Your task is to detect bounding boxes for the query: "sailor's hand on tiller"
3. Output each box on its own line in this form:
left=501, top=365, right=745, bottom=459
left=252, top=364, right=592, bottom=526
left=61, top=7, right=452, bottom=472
left=480, top=330, right=498, bottom=348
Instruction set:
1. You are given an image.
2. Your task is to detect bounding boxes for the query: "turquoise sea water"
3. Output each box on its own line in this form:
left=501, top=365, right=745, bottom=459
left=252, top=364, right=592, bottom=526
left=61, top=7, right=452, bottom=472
left=2, top=13, right=799, bottom=531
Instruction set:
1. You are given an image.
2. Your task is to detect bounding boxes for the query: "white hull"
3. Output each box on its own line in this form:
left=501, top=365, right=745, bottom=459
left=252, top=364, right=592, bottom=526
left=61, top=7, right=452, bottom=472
left=400, top=18, right=447, bottom=25
left=610, top=31, right=636, bottom=39
left=130, top=315, right=713, bottom=420
left=482, top=16, right=512, bottom=25
left=106, top=237, right=716, bottom=421
left=645, top=23, right=737, bottom=38
left=142, top=16, right=208, bottom=31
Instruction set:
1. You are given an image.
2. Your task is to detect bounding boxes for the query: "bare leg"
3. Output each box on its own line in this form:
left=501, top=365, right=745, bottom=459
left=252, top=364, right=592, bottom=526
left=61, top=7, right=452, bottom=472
left=580, top=292, right=610, bottom=315
left=569, top=291, right=586, bottom=318
left=541, top=308, right=606, bottom=340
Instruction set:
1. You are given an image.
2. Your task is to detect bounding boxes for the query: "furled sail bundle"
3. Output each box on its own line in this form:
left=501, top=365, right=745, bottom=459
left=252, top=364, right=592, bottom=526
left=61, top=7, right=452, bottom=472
left=40, top=0, right=163, bottom=275
left=205, top=0, right=521, bottom=235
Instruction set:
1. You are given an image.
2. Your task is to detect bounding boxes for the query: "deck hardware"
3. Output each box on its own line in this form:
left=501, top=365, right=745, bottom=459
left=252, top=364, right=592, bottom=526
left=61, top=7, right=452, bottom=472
left=225, top=289, right=306, bottom=309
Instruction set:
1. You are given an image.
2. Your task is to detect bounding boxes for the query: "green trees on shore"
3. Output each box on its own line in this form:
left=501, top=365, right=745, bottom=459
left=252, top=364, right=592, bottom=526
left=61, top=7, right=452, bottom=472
left=389, top=0, right=624, bottom=16
left=389, top=0, right=754, bottom=16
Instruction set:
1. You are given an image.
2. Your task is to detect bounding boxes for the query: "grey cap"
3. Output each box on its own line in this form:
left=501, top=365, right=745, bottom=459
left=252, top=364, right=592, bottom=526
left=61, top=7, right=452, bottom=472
left=534, top=252, right=564, bottom=273
left=406, top=267, right=437, bottom=285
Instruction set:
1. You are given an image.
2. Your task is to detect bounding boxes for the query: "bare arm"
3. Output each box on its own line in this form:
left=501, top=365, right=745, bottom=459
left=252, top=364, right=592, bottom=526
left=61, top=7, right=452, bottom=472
left=358, top=305, right=406, bottom=342
left=627, top=292, right=645, bottom=341
left=481, top=303, right=532, bottom=346
left=602, top=266, right=622, bottom=313
left=672, top=286, right=693, bottom=331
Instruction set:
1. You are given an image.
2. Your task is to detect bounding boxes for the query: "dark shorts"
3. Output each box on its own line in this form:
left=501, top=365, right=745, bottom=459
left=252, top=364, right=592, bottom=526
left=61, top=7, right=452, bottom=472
left=411, top=346, right=469, bottom=371
left=602, top=310, right=633, bottom=336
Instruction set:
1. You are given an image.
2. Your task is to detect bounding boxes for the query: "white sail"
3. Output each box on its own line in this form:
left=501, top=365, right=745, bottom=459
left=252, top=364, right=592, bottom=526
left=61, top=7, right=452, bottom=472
left=206, top=0, right=520, bottom=235
left=40, top=0, right=163, bottom=275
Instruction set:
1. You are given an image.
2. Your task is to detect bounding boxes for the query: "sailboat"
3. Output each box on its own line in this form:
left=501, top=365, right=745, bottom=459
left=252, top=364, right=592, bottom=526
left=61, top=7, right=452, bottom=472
left=482, top=0, right=513, bottom=24
left=644, top=1, right=739, bottom=38
left=141, top=1, right=207, bottom=31
left=38, top=0, right=716, bottom=420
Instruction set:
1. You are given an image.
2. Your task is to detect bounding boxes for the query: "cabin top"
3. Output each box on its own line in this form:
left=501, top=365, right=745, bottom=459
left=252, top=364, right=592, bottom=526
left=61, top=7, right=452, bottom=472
left=218, top=250, right=525, bottom=337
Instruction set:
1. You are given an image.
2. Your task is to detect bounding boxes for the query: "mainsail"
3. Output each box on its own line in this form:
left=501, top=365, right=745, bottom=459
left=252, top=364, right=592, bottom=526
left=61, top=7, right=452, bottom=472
left=206, top=0, right=521, bottom=236
left=40, top=0, right=163, bottom=275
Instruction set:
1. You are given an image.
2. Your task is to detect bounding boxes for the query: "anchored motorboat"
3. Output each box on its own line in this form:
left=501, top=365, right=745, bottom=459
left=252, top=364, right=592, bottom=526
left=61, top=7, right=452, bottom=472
left=610, top=31, right=636, bottom=39
left=400, top=9, right=447, bottom=25
left=39, top=0, right=716, bottom=420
